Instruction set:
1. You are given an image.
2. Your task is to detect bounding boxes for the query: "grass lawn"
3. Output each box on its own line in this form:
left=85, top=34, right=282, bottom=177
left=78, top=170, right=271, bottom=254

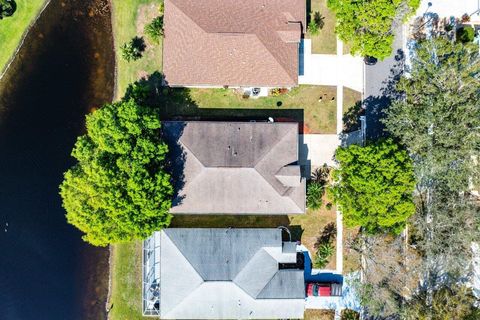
left=0, top=0, right=47, bottom=76
left=343, top=87, right=363, bottom=132
left=111, top=0, right=163, bottom=100
left=158, top=85, right=338, bottom=134
left=306, top=0, right=337, bottom=54
left=109, top=242, right=149, bottom=320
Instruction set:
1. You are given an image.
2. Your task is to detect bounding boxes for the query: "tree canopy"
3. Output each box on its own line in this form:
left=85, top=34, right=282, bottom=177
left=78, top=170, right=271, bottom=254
left=327, top=0, right=419, bottom=59
left=384, top=37, right=480, bottom=192
left=60, top=98, right=173, bottom=246
left=384, top=37, right=480, bottom=282
left=403, top=285, right=480, bottom=320
left=330, top=139, right=415, bottom=234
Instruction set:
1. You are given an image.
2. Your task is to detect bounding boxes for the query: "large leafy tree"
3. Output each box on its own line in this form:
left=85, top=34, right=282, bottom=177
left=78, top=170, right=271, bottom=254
left=330, top=139, right=415, bottom=234
left=384, top=38, right=480, bottom=192
left=60, top=99, right=173, bottom=246
left=327, top=0, right=419, bottom=59
left=403, top=285, right=480, bottom=320
left=384, top=37, right=480, bottom=278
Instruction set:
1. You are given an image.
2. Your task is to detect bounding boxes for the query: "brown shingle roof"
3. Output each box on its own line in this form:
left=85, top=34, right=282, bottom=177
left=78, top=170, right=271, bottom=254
left=163, top=0, right=306, bottom=87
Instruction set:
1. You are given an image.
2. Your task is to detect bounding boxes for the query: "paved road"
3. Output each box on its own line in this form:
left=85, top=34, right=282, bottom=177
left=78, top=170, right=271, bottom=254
left=364, top=24, right=405, bottom=139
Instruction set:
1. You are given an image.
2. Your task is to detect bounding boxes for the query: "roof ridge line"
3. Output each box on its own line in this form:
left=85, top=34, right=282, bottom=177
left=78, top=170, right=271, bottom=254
left=168, top=0, right=208, bottom=33
left=161, top=231, right=205, bottom=317
left=232, top=248, right=278, bottom=299
left=253, top=125, right=291, bottom=167
left=163, top=230, right=207, bottom=282
left=255, top=32, right=297, bottom=84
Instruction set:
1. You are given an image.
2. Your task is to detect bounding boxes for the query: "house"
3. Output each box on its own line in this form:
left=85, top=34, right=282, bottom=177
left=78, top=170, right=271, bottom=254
left=162, top=121, right=306, bottom=215
left=142, top=228, right=306, bottom=319
left=163, top=0, right=306, bottom=88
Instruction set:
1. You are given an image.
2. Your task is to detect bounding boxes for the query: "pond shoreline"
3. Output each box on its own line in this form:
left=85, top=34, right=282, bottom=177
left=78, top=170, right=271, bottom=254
left=0, top=0, right=51, bottom=81
left=0, top=0, right=115, bottom=318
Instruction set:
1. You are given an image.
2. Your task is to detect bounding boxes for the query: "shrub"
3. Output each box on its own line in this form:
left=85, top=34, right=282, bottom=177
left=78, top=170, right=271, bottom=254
left=307, top=181, right=324, bottom=210
left=308, top=11, right=324, bottom=35
left=307, top=164, right=331, bottom=210
left=145, top=16, right=164, bottom=44
left=456, top=26, right=475, bottom=43
left=313, top=242, right=334, bottom=269
left=121, top=37, right=146, bottom=62
left=0, top=0, right=15, bottom=19
left=341, top=309, right=360, bottom=320
left=312, top=164, right=330, bottom=184
left=270, top=88, right=288, bottom=96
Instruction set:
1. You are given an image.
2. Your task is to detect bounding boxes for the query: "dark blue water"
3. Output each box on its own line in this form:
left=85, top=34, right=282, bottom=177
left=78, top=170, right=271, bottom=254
left=0, top=0, right=114, bottom=319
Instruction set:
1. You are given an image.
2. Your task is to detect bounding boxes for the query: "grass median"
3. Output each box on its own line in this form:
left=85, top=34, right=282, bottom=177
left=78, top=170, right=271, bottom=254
left=0, top=0, right=47, bottom=76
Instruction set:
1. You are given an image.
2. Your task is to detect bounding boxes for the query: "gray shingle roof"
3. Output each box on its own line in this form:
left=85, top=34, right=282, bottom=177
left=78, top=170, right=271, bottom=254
left=159, top=228, right=305, bottom=319
left=162, top=121, right=306, bottom=214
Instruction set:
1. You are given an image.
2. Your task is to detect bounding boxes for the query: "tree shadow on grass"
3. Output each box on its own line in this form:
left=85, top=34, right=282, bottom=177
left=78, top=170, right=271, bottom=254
left=343, top=101, right=364, bottom=133
left=124, top=71, right=305, bottom=127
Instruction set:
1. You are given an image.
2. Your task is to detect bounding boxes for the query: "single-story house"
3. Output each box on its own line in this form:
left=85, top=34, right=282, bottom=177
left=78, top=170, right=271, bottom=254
left=163, top=0, right=306, bottom=88
left=162, top=121, right=306, bottom=215
left=142, top=228, right=305, bottom=319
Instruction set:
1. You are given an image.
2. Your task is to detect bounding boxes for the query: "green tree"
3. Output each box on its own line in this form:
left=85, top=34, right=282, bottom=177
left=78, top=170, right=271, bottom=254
left=383, top=39, right=480, bottom=271
left=60, top=99, right=173, bottom=246
left=330, top=139, right=415, bottom=234
left=403, top=285, right=480, bottom=320
left=383, top=36, right=480, bottom=312
left=327, top=0, right=419, bottom=59
left=120, top=36, right=145, bottom=62
left=384, top=38, right=480, bottom=192
left=145, top=16, right=164, bottom=44
left=0, top=0, right=15, bottom=19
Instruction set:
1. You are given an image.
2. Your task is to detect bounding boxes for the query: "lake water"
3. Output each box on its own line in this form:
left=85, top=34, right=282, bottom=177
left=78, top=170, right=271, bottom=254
left=0, top=0, right=115, bottom=319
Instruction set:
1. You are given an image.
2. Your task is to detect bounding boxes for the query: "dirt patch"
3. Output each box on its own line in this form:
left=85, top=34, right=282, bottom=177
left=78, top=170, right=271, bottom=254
left=304, top=309, right=335, bottom=320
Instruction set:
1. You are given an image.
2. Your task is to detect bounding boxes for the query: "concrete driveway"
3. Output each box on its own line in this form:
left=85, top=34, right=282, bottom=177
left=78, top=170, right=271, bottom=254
left=299, top=39, right=364, bottom=92
left=299, top=134, right=339, bottom=177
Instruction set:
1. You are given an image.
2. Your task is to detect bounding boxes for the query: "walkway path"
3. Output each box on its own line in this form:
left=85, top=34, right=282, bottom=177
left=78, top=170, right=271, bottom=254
left=298, top=38, right=365, bottom=177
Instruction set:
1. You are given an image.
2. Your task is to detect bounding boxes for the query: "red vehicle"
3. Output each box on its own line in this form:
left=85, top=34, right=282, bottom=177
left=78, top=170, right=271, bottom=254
left=306, top=283, right=342, bottom=297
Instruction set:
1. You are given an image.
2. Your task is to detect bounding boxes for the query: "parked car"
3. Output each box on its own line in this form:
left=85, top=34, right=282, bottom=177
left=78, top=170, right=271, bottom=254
left=363, top=56, right=378, bottom=65
left=306, top=282, right=342, bottom=297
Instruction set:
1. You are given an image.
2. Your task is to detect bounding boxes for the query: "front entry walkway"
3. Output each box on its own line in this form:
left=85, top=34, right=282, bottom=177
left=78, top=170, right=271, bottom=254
left=299, top=134, right=340, bottom=178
